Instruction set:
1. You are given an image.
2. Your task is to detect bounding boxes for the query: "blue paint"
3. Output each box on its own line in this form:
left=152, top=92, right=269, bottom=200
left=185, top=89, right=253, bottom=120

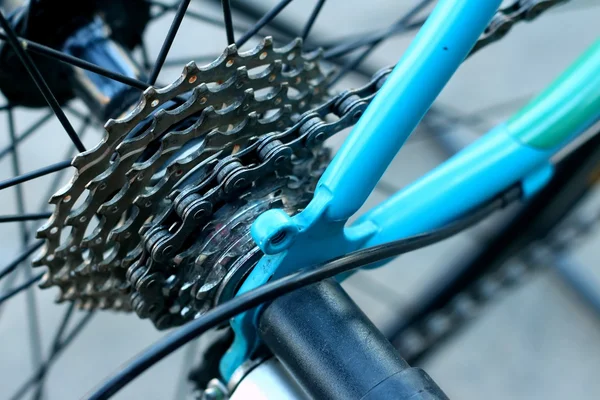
left=318, top=0, right=504, bottom=222
left=251, top=209, right=299, bottom=255
left=522, top=163, right=555, bottom=198
left=220, top=0, right=503, bottom=380
left=354, top=124, right=553, bottom=250
left=220, top=192, right=379, bottom=378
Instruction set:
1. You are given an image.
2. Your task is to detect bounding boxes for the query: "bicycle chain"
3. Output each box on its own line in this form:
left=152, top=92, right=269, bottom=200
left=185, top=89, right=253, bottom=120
left=128, top=67, right=389, bottom=328
left=34, top=0, right=567, bottom=329
left=471, top=0, right=567, bottom=56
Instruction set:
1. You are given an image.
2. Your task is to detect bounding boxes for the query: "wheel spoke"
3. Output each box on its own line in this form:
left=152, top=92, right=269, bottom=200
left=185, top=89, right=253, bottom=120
left=149, top=0, right=253, bottom=33
left=58, top=310, right=95, bottom=349
left=52, top=304, right=77, bottom=352
left=226, top=0, right=311, bottom=44
left=0, top=32, right=150, bottom=92
left=9, top=310, right=96, bottom=400
left=7, top=108, right=45, bottom=386
left=0, top=12, right=86, bottom=152
left=0, top=212, right=52, bottom=223
left=148, top=0, right=192, bottom=85
left=323, top=18, right=425, bottom=60
left=221, top=0, right=236, bottom=45
left=0, top=242, right=42, bottom=282
left=0, top=160, right=72, bottom=191
left=235, top=0, right=294, bottom=48
left=186, top=8, right=249, bottom=32
left=31, top=303, right=75, bottom=400
left=0, top=273, right=43, bottom=305
left=0, top=112, right=54, bottom=160
left=328, top=0, right=433, bottom=86
left=327, top=45, right=378, bottom=87
left=301, top=0, right=326, bottom=42
left=36, top=118, right=92, bottom=215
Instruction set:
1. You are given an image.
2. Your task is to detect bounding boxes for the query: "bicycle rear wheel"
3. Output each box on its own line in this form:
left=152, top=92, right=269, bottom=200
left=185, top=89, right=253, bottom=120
left=0, top=1, right=597, bottom=399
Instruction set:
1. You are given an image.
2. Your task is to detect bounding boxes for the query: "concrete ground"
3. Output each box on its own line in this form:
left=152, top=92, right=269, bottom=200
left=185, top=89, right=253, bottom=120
left=0, top=1, right=599, bottom=399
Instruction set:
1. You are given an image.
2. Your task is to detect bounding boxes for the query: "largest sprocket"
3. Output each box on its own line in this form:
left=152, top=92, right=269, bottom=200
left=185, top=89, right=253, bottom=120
left=34, top=37, right=331, bottom=328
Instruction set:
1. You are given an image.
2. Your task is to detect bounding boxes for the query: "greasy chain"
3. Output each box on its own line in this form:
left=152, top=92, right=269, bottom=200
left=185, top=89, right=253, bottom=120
left=34, top=0, right=568, bottom=329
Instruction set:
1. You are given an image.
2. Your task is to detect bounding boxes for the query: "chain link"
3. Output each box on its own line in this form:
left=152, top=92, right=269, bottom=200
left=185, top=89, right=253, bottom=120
left=35, top=0, right=569, bottom=328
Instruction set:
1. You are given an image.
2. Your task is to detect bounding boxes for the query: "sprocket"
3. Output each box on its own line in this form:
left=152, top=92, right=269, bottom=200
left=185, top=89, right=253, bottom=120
left=34, top=37, right=331, bottom=328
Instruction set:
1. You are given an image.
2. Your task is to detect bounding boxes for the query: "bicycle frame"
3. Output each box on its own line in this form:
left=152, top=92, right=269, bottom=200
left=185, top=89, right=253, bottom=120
left=220, top=0, right=600, bottom=381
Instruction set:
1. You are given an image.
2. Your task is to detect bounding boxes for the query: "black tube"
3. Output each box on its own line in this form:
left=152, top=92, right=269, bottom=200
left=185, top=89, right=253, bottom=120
left=258, top=279, right=448, bottom=400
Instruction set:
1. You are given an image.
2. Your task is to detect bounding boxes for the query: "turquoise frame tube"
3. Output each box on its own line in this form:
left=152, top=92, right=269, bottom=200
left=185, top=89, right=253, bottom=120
left=220, top=0, right=600, bottom=380
left=220, top=0, right=503, bottom=379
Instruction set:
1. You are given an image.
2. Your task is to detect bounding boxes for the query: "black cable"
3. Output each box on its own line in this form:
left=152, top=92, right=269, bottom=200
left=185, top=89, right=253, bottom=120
left=86, top=186, right=520, bottom=399
left=323, top=18, right=425, bottom=60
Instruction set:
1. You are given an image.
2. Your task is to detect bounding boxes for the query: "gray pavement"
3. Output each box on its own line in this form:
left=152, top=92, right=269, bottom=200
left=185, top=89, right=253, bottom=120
left=1, top=1, right=600, bottom=399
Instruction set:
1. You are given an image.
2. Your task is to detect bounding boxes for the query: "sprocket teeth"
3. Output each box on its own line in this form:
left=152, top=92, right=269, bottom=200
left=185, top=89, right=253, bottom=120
left=224, top=43, right=237, bottom=56
left=62, top=286, right=78, bottom=301
left=182, top=61, right=200, bottom=77
left=262, top=36, right=274, bottom=48
left=82, top=298, right=96, bottom=310
left=31, top=246, right=48, bottom=267
left=38, top=272, right=53, bottom=289
left=98, top=297, right=110, bottom=309
left=34, top=37, right=331, bottom=323
left=35, top=228, right=49, bottom=240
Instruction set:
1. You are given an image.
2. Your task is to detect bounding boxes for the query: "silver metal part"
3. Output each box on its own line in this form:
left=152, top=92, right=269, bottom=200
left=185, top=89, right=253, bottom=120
left=34, top=0, right=568, bottom=330
left=34, top=37, right=332, bottom=327
left=229, top=359, right=308, bottom=400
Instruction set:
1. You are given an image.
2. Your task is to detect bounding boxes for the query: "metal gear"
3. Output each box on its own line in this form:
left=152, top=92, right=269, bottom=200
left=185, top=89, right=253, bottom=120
left=34, top=37, right=331, bottom=327
left=34, top=0, right=568, bottom=331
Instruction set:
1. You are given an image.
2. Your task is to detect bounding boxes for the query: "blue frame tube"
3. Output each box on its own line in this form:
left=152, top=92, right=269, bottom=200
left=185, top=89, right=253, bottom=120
left=353, top=124, right=554, bottom=249
left=318, top=0, right=503, bottom=222
left=224, top=0, right=503, bottom=380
